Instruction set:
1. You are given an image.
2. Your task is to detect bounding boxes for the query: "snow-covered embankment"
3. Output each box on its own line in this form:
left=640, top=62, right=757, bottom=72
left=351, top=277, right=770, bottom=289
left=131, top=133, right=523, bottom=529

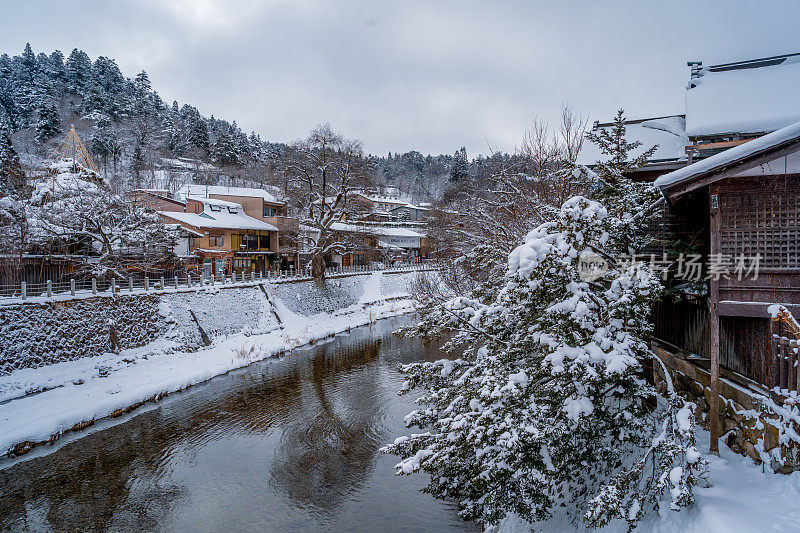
left=0, top=271, right=426, bottom=458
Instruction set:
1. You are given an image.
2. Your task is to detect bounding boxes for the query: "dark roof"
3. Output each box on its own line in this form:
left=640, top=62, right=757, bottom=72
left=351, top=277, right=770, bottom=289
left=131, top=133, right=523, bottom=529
left=655, top=120, right=800, bottom=202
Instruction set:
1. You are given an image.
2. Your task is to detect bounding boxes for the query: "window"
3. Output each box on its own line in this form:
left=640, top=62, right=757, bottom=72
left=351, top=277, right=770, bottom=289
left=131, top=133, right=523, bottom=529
left=210, top=204, right=221, bottom=212
left=240, top=234, right=258, bottom=250
left=263, top=206, right=277, bottom=217
left=259, top=234, right=271, bottom=250
left=227, top=206, right=238, bottom=214
left=194, top=204, right=199, bottom=213
left=210, top=235, right=224, bottom=247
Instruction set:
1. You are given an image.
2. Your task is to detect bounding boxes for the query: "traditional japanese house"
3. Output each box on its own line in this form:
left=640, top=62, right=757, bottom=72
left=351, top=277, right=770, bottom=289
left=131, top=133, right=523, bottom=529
left=158, top=196, right=279, bottom=278
left=652, top=120, right=800, bottom=452
left=580, top=52, right=800, bottom=456
left=176, top=185, right=300, bottom=269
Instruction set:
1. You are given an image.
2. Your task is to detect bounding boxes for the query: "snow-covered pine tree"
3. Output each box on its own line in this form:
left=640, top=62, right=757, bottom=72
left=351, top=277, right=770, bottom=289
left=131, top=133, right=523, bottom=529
left=65, top=48, right=92, bottom=94
left=585, top=109, right=660, bottom=253
left=212, top=124, right=240, bottom=166
left=385, top=113, right=706, bottom=529
left=35, top=101, right=61, bottom=143
left=0, top=120, right=25, bottom=196
left=450, top=146, right=469, bottom=181
left=91, top=116, right=121, bottom=173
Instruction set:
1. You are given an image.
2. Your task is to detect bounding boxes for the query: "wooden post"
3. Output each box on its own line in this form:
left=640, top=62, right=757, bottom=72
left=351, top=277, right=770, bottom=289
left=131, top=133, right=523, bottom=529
left=129, top=278, right=133, bottom=292
left=111, top=278, right=116, bottom=294
left=71, top=278, right=76, bottom=296
left=144, top=276, right=149, bottom=291
left=160, top=276, right=165, bottom=290
left=47, top=279, right=52, bottom=298
left=188, top=274, right=192, bottom=288
left=708, top=187, right=721, bottom=455
left=92, top=278, right=97, bottom=295
left=21, top=281, right=26, bottom=300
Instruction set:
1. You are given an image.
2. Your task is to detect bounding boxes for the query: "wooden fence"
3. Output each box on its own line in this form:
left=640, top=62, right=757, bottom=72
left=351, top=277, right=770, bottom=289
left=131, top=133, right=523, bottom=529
left=769, top=307, right=800, bottom=393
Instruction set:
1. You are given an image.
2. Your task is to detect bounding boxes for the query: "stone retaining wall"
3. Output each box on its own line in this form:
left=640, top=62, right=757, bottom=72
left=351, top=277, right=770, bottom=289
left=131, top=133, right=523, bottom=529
left=652, top=346, right=800, bottom=473
left=0, top=295, right=166, bottom=375
left=0, top=272, right=423, bottom=375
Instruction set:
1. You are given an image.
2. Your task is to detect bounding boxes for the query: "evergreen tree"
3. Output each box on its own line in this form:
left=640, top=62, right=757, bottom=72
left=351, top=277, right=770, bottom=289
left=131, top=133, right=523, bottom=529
left=385, top=117, right=705, bottom=529
left=450, top=146, right=469, bottom=181
left=212, top=124, right=239, bottom=166
left=585, top=109, right=660, bottom=252
left=65, top=48, right=92, bottom=93
left=91, top=116, right=120, bottom=172
left=0, top=120, right=26, bottom=197
left=35, top=102, right=61, bottom=143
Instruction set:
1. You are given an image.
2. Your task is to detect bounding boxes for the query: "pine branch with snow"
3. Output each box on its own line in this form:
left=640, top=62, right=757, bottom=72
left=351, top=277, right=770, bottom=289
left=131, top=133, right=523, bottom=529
left=385, top=192, right=706, bottom=528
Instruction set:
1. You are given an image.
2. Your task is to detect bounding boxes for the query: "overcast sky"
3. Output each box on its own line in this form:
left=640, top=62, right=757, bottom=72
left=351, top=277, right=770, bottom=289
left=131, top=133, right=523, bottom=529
left=3, top=1, right=800, bottom=156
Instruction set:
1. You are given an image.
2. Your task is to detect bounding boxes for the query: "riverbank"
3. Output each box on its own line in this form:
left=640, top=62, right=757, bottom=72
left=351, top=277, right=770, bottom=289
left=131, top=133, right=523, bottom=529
left=0, top=273, right=421, bottom=459
left=494, top=426, right=800, bottom=533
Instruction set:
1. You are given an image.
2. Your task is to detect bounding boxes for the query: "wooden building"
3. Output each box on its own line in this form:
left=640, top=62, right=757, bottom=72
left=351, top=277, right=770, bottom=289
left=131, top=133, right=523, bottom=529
left=176, top=185, right=299, bottom=269
left=580, top=52, right=800, bottom=454
left=159, top=196, right=279, bottom=278
left=653, top=121, right=800, bottom=451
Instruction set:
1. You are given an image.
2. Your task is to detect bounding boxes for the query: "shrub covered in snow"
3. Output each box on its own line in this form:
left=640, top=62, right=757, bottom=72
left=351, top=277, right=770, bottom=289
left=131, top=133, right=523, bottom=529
left=385, top=191, right=707, bottom=527
left=24, top=160, right=175, bottom=277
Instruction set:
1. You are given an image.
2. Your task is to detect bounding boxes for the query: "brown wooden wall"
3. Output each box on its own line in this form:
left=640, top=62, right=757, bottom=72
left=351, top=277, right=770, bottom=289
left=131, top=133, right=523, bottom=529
left=717, top=176, right=800, bottom=305
left=652, top=297, right=770, bottom=384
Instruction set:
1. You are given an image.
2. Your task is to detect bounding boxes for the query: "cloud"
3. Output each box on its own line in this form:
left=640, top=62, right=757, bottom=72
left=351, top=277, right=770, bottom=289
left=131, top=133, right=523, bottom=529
left=138, top=0, right=275, bottom=31
left=2, top=0, right=800, bottom=156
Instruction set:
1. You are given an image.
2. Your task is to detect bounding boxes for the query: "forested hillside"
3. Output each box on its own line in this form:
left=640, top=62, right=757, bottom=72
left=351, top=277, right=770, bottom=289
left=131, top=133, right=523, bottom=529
left=0, top=43, right=516, bottom=201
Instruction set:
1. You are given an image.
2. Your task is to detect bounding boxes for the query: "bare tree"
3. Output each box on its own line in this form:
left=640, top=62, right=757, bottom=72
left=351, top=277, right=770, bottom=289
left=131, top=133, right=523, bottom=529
left=427, top=105, right=590, bottom=298
left=283, top=124, right=374, bottom=280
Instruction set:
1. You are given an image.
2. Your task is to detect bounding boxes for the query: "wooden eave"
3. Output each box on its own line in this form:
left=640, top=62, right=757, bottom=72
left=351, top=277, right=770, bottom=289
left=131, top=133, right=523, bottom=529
left=661, top=137, right=800, bottom=204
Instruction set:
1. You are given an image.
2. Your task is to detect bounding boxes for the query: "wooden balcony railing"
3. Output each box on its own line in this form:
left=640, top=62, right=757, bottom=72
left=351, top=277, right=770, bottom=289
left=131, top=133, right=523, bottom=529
left=769, top=305, right=800, bottom=393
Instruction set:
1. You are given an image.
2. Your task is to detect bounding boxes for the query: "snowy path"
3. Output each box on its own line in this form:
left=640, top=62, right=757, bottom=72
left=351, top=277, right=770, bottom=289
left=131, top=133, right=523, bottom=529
left=651, top=429, right=800, bottom=533
left=0, top=294, right=415, bottom=458
left=497, top=426, right=800, bottom=532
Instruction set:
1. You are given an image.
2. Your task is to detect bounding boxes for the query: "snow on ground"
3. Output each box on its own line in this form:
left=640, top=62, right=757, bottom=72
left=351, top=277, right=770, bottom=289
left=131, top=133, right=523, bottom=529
left=0, top=282, right=416, bottom=458
left=496, top=426, right=800, bottom=532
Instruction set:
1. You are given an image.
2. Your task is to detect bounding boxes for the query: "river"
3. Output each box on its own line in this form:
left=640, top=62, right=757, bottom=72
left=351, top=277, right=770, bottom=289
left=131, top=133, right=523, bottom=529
left=0, top=315, right=477, bottom=532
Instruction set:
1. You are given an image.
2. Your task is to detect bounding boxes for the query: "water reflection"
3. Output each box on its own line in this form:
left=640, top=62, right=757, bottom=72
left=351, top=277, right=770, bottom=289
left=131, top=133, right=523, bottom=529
left=0, top=317, right=477, bottom=532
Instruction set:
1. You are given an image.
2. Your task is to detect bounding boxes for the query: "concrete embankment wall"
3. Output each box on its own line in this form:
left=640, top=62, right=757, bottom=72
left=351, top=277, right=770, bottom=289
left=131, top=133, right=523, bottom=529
left=0, top=271, right=422, bottom=375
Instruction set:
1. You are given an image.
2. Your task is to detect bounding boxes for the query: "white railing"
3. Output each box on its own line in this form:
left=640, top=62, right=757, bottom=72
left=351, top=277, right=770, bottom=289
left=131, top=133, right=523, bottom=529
left=0, top=262, right=437, bottom=304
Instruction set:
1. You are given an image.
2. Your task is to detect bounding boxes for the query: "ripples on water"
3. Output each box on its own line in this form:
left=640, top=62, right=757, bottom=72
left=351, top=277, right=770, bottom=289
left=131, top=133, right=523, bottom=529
left=0, top=316, right=478, bottom=532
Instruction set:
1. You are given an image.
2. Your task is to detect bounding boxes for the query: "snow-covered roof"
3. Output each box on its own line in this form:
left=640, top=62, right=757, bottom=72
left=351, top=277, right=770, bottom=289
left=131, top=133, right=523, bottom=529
left=576, top=116, right=688, bottom=166
left=330, top=222, right=424, bottom=238
left=685, top=54, right=800, bottom=138
left=654, top=120, right=800, bottom=193
left=159, top=197, right=278, bottom=231
left=185, top=195, right=242, bottom=208
left=176, top=184, right=280, bottom=204
left=165, top=223, right=204, bottom=238
left=159, top=157, right=215, bottom=171
left=388, top=203, right=429, bottom=212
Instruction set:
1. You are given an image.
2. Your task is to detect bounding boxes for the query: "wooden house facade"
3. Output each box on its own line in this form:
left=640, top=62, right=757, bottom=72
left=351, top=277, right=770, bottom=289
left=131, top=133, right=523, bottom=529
left=580, top=52, right=800, bottom=454
left=653, top=121, right=800, bottom=451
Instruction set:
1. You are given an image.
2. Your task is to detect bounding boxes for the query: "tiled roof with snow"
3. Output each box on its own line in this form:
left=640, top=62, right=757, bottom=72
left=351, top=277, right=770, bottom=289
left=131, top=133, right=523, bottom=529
left=330, top=222, right=425, bottom=238
left=654, top=120, right=800, bottom=190
left=176, top=184, right=280, bottom=203
left=576, top=116, right=688, bottom=166
left=159, top=198, right=278, bottom=231
left=185, top=195, right=242, bottom=208
left=685, top=54, right=800, bottom=138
